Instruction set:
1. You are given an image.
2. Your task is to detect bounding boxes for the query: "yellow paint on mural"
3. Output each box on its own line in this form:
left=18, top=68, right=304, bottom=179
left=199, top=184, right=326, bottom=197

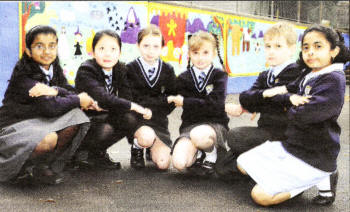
left=167, top=19, right=177, bottom=37
left=86, top=29, right=95, bottom=56
left=25, top=3, right=58, bottom=31
left=162, top=40, right=177, bottom=62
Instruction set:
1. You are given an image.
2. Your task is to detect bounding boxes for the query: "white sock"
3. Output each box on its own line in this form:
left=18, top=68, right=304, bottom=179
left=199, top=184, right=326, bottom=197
left=133, top=138, right=143, bottom=149
left=196, top=150, right=202, bottom=159
left=204, top=146, right=217, bottom=163
left=316, top=175, right=333, bottom=197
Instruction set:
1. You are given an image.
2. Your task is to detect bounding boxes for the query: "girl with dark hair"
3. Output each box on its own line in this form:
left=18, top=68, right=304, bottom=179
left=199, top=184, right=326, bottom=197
left=75, top=29, right=149, bottom=169
left=236, top=24, right=350, bottom=206
left=126, top=24, right=176, bottom=170
left=0, top=25, right=94, bottom=185
left=168, top=31, right=229, bottom=176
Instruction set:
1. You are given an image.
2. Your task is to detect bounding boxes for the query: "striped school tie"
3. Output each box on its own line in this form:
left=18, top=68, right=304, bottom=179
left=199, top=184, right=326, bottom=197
left=104, top=74, right=113, bottom=94
left=148, top=67, right=156, bottom=80
left=198, top=72, right=206, bottom=87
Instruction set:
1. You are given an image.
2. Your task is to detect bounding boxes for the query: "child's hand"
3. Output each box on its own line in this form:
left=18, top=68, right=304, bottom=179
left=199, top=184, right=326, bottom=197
left=290, top=94, right=311, bottom=106
left=88, top=101, right=106, bottom=112
left=225, top=103, right=244, bottom=117
left=263, top=85, right=288, bottom=98
left=143, top=108, right=152, bottom=120
left=131, top=102, right=146, bottom=115
left=173, top=95, right=184, bottom=107
left=78, top=92, right=94, bottom=110
left=29, top=83, right=58, bottom=97
left=167, top=96, right=176, bottom=104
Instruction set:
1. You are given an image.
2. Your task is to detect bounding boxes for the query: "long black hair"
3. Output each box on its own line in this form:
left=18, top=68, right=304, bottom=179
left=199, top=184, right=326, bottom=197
left=297, top=25, right=350, bottom=70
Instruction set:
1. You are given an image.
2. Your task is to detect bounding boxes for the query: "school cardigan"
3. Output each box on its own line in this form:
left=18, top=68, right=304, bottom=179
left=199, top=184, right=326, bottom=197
left=75, top=59, right=132, bottom=116
left=0, top=58, right=80, bottom=129
left=282, top=65, right=346, bottom=172
left=239, top=63, right=302, bottom=134
left=126, top=59, right=176, bottom=126
left=176, top=66, right=229, bottom=131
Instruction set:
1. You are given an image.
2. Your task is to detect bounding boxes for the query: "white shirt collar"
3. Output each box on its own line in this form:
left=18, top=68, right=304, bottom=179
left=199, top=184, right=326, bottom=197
left=270, top=59, right=295, bottom=77
left=302, top=63, right=344, bottom=86
left=102, top=69, right=112, bottom=77
left=192, top=65, right=212, bottom=79
left=139, top=56, right=159, bottom=72
left=40, top=65, right=53, bottom=78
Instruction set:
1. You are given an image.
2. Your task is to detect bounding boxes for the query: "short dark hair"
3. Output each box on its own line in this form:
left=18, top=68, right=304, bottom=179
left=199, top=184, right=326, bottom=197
left=25, top=25, right=58, bottom=49
left=92, top=29, right=122, bottom=52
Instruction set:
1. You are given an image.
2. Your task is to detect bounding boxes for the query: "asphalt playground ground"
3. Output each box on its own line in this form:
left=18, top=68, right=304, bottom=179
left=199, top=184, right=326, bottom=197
left=0, top=87, right=349, bottom=212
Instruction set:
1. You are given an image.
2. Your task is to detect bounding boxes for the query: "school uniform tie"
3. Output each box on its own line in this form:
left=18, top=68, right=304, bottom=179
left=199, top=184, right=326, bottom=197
left=104, top=74, right=113, bottom=94
left=198, top=72, right=206, bottom=87
left=45, top=74, right=51, bottom=85
left=148, top=67, right=156, bottom=81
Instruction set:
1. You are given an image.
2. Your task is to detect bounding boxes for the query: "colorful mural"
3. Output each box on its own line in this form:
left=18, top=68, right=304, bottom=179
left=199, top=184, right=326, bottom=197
left=19, top=1, right=309, bottom=88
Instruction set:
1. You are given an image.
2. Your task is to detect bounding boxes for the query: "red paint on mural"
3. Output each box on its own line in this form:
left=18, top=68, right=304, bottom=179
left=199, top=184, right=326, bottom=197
left=158, top=11, right=186, bottom=48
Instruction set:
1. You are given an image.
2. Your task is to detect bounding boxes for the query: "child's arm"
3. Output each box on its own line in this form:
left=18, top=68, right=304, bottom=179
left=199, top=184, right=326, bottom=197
left=287, top=74, right=345, bottom=126
left=75, top=65, right=131, bottom=112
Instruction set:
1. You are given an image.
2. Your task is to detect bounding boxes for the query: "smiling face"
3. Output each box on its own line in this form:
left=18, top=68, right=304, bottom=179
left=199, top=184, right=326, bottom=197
left=137, top=34, right=163, bottom=66
left=93, top=35, right=121, bottom=71
left=189, top=40, right=216, bottom=70
left=25, top=33, right=58, bottom=70
left=264, top=35, right=295, bottom=67
left=302, top=31, right=340, bottom=72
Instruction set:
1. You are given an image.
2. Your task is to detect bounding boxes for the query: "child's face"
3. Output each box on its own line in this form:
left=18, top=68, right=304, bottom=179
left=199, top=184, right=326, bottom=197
left=93, top=35, right=121, bottom=71
left=138, top=34, right=163, bottom=65
left=264, top=35, right=295, bottom=67
left=25, top=33, right=58, bottom=70
left=189, top=41, right=216, bottom=70
left=302, top=31, right=339, bottom=72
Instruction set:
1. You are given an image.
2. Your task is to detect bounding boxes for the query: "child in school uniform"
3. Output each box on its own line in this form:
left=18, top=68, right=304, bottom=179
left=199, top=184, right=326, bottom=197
left=75, top=29, right=150, bottom=169
left=0, top=25, right=94, bottom=185
left=168, top=31, right=229, bottom=176
left=216, top=22, right=304, bottom=177
left=126, top=24, right=176, bottom=170
left=236, top=25, right=350, bottom=206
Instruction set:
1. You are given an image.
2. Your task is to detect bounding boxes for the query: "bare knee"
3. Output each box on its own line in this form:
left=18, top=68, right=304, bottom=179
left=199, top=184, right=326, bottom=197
left=135, top=126, right=156, bottom=147
left=190, top=125, right=215, bottom=150
left=172, top=156, right=187, bottom=171
left=35, top=132, right=58, bottom=153
left=251, top=185, right=290, bottom=206
left=155, top=156, right=170, bottom=170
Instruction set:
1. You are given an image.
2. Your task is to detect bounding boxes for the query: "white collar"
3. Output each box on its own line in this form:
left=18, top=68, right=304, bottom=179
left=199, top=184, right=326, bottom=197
left=303, top=63, right=344, bottom=86
left=138, top=56, right=159, bottom=72
left=269, top=59, right=295, bottom=77
left=192, top=65, right=212, bottom=79
left=102, top=69, right=112, bottom=77
left=40, top=65, right=53, bottom=78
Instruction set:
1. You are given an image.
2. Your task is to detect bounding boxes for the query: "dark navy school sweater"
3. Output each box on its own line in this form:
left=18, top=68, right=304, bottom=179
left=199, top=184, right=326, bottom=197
left=239, top=63, right=302, bottom=134
left=282, top=66, right=346, bottom=172
left=126, top=59, right=176, bottom=127
left=75, top=59, right=132, bottom=116
left=176, top=66, right=229, bottom=131
left=0, top=59, right=80, bottom=129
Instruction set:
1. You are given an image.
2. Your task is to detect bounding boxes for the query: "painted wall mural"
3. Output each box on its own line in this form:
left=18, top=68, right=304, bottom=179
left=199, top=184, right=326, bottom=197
left=19, top=1, right=309, bottom=91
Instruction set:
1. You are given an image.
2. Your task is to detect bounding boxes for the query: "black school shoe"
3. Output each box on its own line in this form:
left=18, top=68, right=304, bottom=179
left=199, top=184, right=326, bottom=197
left=93, top=152, right=121, bottom=170
left=32, top=164, right=64, bottom=185
left=130, top=146, right=145, bottom=169
left=72, top=151, right=121, bottom=170
left=312, top=170, right=338, bottom=205
left=187, top=150, right=215, bottom=176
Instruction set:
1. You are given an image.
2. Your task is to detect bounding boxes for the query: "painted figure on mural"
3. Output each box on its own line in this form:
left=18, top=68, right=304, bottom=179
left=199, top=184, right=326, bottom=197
left=74, top=26, right=83, bottom=59
left=120, top=7, right=140, bottom=44
left=58, top=26, right=70, bottom=65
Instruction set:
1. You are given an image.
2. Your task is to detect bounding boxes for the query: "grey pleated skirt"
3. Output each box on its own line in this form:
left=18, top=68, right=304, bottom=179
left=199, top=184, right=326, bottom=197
left=0, top=108, right=90, bottom=182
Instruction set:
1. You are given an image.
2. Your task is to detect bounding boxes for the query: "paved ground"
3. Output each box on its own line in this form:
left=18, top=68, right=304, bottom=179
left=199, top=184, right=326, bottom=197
left=1, top=88, right=349, bottom=212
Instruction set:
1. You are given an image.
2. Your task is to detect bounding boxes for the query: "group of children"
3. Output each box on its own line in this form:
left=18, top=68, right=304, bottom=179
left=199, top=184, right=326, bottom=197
left=0, top=21, right=349, bottom=207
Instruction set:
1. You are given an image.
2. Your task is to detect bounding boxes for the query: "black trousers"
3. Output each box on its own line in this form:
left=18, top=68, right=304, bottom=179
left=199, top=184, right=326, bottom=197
left=227, top=126, right=286, bottom=155
left=80, top=112, right=138, bottom=155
